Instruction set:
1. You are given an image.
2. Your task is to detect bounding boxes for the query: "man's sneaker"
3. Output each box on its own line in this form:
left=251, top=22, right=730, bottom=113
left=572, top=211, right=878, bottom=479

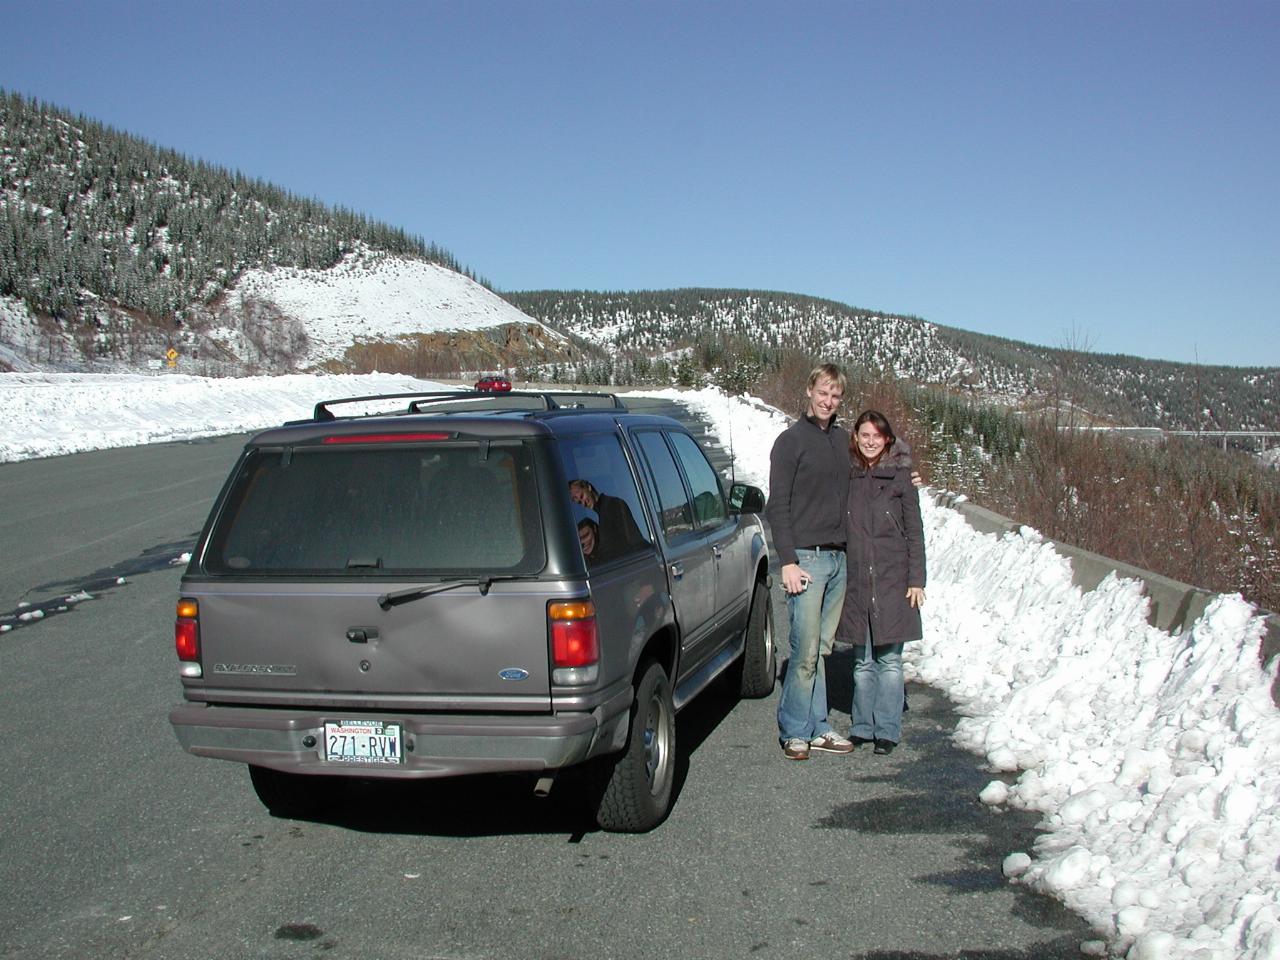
left=809, top=732, right=855, bottom=754
left=874, top=739, right=897, bottom=755
left=782, top=738, right=810, bottom=760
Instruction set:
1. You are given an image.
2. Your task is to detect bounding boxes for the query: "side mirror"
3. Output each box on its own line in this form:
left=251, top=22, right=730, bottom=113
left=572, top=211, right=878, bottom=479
left=729, top=483, right=765, bottom=514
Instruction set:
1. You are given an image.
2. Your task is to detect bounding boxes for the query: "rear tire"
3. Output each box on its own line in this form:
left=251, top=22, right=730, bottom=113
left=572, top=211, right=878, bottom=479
left=248, top=765, right=329, bottom=819
left=737, top=583, right=775, bottom=698
left=592, top=659, right=675, bottom=832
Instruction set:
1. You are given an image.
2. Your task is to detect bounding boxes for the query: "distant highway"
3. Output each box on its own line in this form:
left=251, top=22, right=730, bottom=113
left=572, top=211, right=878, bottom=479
left=1090, top=426, right=1280, bottom=451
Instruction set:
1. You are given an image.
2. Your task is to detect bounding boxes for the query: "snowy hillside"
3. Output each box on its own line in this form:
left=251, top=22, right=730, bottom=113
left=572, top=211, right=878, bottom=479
left=507, top=289, right=1280, bottom=433
left=0, top=248, right=575, bottom=377
left=509, top=288, right=979, bottom=387
left=221, top=247, right=566, bottom=369
left=0, top=94, right=574, bottom=378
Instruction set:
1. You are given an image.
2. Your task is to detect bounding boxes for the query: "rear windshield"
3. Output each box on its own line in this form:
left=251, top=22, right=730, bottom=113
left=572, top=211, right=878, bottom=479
left=202, top=441, right=545, bottom=576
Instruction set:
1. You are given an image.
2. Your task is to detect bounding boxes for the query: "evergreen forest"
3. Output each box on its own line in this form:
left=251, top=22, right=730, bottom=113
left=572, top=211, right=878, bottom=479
left=0, top=90, right=467, bottom=323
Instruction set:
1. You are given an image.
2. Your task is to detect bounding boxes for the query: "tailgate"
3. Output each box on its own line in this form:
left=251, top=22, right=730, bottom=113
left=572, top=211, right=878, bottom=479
left=187, top=581, right=553, bottom=708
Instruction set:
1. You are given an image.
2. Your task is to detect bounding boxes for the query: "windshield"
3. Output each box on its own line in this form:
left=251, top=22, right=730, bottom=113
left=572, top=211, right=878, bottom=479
left=202, top=441, right=545, bottom=576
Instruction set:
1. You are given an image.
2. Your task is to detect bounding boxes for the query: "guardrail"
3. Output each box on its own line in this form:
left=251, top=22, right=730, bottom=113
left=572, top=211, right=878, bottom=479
left=1092, top=427, right=1280, bottom=452
left=932, top=491, right=1280, bottom=705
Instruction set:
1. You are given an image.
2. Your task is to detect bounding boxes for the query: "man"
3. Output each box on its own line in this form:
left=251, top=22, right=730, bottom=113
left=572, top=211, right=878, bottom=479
left=577, top=517, right=600, bottom=562
left=568, top=479, right=646, bottom=557
left=766, top=363, right=856, bottom=760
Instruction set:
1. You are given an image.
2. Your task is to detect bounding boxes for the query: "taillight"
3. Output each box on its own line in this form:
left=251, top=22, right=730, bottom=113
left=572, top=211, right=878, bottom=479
left=175, top=598, right=202, bottom=677
left=549, top=601, right=598, bottom=684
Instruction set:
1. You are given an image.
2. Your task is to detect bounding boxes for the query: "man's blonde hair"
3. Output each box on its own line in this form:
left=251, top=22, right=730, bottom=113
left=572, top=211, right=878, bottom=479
left=807, top=362, right=847, bottom=394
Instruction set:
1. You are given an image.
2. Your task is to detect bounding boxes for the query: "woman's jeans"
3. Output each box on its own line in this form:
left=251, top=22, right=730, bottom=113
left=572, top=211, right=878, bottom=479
left=851, top=634, right=905, bottom=743
left=776, top=547, right=846, bottom=742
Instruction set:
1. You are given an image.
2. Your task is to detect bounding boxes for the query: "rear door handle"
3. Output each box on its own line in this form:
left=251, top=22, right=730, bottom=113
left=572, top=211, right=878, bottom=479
left=669, top=561, right=684, bottom=580
left=712, top=545, right=724, bottom=558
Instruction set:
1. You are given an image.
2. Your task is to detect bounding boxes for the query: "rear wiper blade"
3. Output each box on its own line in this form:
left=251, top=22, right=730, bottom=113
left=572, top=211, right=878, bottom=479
left=377, top=576, right=511, bottom=610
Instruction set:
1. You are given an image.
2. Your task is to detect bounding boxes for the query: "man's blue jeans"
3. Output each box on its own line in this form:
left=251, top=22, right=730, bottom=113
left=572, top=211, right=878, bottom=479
left=776, top=547, right=846, bottom=742
left=851, top=634, right=905, bottom=743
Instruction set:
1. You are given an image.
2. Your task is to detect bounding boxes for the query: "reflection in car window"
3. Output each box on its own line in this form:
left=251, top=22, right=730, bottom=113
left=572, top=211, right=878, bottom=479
left=634, top=431, right=695, bottom=539
left=668, top=431, right=727, bottom=528
left=559, top=434, right=652, bottom=564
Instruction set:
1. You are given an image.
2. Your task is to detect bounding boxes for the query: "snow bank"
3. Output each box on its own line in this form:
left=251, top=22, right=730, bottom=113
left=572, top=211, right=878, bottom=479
left=914, top=501, right=1280, bottom=959
left=0, top=372, right=450, bottom=462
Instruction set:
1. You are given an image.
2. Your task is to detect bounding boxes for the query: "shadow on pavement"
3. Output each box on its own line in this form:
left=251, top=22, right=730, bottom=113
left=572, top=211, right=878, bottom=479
left=817, top=673, right=1092, bottom=959
left=273, top=671, right=742, bottom=841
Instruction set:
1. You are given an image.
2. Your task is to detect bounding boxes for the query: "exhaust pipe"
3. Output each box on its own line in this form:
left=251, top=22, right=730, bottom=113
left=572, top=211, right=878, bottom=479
left=533, top=775, right=555, bottom=798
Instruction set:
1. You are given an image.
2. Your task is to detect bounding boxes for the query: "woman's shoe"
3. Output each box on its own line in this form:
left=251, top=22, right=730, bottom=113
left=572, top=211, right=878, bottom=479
left=873, top=739, right=897, bottom=755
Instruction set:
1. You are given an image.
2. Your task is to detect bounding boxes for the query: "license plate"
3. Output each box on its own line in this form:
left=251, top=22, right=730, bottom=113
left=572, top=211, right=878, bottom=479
left=323, top=720, right=403, bottom=764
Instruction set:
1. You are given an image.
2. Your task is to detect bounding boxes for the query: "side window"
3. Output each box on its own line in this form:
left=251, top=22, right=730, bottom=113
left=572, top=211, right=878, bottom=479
left=559, top=433, right=652, bottom=565
left=668, top=431, right=727, bottom=528
left=634, top=430, right=695, bottom=540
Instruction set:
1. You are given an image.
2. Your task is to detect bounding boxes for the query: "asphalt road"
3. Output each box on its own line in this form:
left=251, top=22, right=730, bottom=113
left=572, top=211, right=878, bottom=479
left=0, top=411, right=1094, bottom=960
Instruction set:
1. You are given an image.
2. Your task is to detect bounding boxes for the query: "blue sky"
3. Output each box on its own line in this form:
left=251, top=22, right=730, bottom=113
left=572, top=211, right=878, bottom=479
left=3, top=0, right=1277, bottom=367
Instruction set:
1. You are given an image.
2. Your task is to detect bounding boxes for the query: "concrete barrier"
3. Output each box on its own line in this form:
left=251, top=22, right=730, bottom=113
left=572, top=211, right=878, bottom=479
left=932, top=491, right=1280, bottom=705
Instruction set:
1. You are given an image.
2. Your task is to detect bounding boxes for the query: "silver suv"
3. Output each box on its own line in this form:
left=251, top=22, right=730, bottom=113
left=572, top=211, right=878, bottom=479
left=169, top=391, right=773, bottom=831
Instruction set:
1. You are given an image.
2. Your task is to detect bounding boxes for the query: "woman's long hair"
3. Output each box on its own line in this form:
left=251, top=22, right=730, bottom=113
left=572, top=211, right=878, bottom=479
left=850, top=410, right=896, bottom=469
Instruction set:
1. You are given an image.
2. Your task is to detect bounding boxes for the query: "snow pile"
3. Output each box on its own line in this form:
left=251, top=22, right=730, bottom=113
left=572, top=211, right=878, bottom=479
left=0, top=372, right=450, bottom=462
left=228, top=248, right=562, bottom=366
left=629, top=387, right=791, bottom=492
left=913, top=503, right=1279, bottom=959
left=1, top=373, right=1277, bottom=958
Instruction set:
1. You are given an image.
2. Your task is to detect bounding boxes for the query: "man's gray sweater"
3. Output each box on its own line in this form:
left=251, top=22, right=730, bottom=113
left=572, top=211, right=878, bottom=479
left=765, top=414, right=851, bottom=567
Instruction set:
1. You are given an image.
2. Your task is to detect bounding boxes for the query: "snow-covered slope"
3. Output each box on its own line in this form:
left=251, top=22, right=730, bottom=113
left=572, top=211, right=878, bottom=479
left=222, top=247, right=565, bottom=368
left=0, top=247, right=573, bottom=376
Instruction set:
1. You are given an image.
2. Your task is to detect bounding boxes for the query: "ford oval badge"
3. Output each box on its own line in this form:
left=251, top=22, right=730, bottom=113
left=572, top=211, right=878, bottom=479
left=499, top=668, right=530, bottom=681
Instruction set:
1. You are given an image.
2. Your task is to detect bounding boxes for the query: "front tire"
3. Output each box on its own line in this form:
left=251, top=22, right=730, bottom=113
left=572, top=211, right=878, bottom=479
left=593, top=659, right=676, bottom=832
left=737, top=582, right=775, bottom=698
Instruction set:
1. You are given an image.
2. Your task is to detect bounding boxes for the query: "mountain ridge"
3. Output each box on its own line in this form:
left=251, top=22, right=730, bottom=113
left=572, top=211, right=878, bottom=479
left=504, top=287, right=1280, bottom=432
left=2, top=91, right=1275, bottom=432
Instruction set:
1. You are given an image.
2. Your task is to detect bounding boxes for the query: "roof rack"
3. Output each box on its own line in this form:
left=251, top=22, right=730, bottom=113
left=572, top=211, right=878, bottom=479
left=305, top=390, right=625, bottom=422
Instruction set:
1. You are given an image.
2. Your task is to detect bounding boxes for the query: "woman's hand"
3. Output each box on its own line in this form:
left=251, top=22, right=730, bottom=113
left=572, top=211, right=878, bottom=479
left=906, top=586, right=925, bottom=608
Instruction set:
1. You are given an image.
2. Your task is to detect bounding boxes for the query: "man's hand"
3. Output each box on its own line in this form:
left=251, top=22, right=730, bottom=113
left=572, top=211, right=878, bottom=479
left=781, top=562, right=813, bottom=595
left=906, top=586, right=926, bottom=608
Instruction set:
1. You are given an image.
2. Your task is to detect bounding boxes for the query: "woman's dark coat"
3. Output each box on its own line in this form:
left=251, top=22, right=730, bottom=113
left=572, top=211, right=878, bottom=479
left=836, top=445, right=926, bottom=647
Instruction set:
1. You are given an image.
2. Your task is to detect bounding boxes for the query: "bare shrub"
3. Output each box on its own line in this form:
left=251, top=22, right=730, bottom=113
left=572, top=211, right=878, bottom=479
left=751, top=349, right=818, bottom=416
left=936, top=408, right=1280, bottom=612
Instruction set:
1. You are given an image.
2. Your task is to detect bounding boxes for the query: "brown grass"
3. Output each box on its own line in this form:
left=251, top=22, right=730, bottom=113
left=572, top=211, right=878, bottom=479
left=749, top=360, right=1279, bottom=612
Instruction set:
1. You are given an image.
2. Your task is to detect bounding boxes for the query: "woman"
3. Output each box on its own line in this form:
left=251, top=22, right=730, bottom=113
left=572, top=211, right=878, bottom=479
left=836, top=410, right=926, bottom=755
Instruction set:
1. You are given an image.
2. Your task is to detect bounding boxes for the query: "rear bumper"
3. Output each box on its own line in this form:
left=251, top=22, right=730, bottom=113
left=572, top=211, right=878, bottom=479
left=169, top=689, right=632, bottom=778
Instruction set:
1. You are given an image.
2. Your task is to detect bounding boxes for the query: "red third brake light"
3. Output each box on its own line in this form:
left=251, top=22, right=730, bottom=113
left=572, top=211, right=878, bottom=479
left=549, top=601, right=599, bottom=667
left=322, top=432, right=452, bottom=444
left=175, top=598, right=200, bottom=661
